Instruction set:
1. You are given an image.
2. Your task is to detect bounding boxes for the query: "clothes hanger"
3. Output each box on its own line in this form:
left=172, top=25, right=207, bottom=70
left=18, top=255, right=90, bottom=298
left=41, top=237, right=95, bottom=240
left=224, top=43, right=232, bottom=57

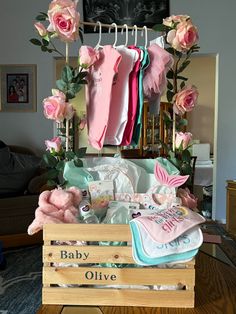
left=142, top=26, right=148, bottom=49
left=109, top=23, right=118, bottom=47
left=132, top=24, right=144, bottom=60
left=94, top=21, right=103, bottom=49
left=132, top=25, right=138, bottom=46
left=121, top=24, right=129, bottom=46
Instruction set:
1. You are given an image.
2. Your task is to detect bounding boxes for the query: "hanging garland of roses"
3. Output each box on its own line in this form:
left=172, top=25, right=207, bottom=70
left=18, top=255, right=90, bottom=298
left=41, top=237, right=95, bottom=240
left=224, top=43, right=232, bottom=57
left=153, top=15, right=200, bottom=182
left=30, top=0, right=98, bottom=187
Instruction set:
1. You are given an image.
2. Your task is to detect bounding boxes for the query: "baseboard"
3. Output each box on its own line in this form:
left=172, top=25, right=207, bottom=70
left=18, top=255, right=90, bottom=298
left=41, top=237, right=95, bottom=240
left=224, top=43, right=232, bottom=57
left=0, top=232, right=43, bottom=248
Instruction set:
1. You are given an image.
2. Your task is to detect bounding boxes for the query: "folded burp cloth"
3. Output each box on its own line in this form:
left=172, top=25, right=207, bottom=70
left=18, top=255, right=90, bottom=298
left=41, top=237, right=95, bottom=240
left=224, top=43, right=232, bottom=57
left=130, top=221, right=199, bottom=266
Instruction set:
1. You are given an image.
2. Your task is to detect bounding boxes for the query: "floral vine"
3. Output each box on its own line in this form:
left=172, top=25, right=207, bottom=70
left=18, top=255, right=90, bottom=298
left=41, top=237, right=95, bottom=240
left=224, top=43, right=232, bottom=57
left=30, top=0, right=98, bottom=187
left=153, top=15, right=200, bottom=183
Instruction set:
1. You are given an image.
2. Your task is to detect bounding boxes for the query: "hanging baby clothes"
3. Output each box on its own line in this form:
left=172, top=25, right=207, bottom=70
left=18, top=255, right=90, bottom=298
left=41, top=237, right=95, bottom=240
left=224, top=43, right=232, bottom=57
left=86, top=45, right=122, bottom=150
left=120, top=46, right=142, bottom=146
left=104, top=46, right=138, bottom=145
left=143, top=43, right=173, bottom=115
left=131, top=46, right=150, bottom=145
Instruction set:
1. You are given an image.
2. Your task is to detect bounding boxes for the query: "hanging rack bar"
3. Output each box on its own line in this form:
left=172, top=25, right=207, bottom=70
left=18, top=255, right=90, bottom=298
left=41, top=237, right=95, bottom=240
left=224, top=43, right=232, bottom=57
left=80, top=21, right=153, bottom=32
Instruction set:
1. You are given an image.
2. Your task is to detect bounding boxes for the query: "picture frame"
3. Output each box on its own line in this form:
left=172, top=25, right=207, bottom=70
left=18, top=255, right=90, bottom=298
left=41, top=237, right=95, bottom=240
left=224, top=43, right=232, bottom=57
left=82, top=0, right=169, bottom=33
left=0, top=64, right=37, bottom=112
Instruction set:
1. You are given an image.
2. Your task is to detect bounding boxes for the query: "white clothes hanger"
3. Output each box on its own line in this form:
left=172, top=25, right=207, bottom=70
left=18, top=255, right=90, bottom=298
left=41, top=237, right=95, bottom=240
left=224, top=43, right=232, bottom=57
left=121, top=24, right=129, bottom=46
left=109, top=23, right=118, bottom=47
left=94, top=21, right=103, bottom=49
left=141, top=26, right=148, bottom=49
left=132, top=25, right=138, bottom=46
left=132, top=24, right=144, bottom=60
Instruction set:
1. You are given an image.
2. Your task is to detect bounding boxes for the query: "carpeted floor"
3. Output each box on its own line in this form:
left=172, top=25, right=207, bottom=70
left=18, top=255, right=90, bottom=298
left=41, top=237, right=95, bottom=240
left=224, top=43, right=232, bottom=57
left=0, top=245, right=42, bottom=314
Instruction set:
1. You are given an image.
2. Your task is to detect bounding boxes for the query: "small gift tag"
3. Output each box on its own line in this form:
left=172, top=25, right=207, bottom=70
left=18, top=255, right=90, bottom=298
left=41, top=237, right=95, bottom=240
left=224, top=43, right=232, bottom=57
left=88, top=180, right=114, bottom=208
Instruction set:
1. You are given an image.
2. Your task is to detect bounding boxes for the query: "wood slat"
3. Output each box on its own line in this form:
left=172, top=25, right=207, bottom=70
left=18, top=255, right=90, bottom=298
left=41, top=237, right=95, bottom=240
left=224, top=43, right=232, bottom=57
left=43, top=245, right=134, bottom=264
left=43, top=224, right=132, bottom=242
left=43, top=266, right=195, bottom=286
left=36, top=304, right=63, bottom=314
left=42, top=224, right=196, bottom=308
left=43, top=287, right=194, bottom=308
left=43, top=244, right=195, bottom=267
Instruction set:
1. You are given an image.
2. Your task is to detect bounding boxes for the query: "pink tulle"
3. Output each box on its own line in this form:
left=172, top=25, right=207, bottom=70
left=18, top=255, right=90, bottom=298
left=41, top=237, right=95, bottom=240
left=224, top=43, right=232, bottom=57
left=143, top=44, right=174, bottom=102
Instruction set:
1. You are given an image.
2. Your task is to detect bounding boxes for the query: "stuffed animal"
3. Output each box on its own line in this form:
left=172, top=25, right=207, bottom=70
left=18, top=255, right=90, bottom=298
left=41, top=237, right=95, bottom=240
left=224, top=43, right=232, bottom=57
left=27, top=186, right=82, bottom=235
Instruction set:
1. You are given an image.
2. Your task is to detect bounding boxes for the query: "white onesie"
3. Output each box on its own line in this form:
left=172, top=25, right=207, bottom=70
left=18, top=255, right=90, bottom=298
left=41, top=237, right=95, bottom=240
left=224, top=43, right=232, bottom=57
left=104, top=46, right=138, bottom=145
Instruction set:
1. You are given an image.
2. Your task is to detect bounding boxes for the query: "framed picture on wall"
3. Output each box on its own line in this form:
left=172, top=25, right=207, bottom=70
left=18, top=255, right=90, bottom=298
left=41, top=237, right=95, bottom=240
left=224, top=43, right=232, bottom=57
left=83, top=0, right=170, bottom=33
left=0, top=64, right=37, bottom=112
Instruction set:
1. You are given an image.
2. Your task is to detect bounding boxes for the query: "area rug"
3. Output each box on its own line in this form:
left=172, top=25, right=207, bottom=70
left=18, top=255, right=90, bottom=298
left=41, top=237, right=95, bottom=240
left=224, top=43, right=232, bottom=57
left=0, top=245, right=42, bottom=314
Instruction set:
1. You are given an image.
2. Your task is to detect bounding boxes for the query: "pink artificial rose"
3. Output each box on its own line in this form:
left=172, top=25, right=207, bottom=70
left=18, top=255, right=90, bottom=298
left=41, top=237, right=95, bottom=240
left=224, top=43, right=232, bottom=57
left=173, top=85, right=199, bottom=115
left=51, top=89, right=75, bottom=120
left=163, top=15, right=190, bottom=27
left=34, top=22, right=47, bottom=37
left=167, top=19, right=199, bottom=52
left=78, top=46, right=98, bottom=68
left=175, top=132, right=192, bottom=150
left=47, top=0, right=80, bottom=42
left=177, top=188, right=198, bottom=212
left=43, top=89, right=74, bottom=122
left=45, top=136, right=62, bottom=152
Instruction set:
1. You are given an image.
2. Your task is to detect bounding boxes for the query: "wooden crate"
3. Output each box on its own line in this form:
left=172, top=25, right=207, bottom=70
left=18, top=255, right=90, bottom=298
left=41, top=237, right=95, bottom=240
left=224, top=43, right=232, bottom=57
left=226, top=180, right=236, bottom=235
left=43, top=224, right=195, bottom=308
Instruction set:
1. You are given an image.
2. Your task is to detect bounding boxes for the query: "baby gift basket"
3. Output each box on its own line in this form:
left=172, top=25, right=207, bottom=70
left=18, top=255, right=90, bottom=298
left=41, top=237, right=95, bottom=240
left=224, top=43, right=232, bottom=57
left=29, top=1, right=202, bottom=308
left=39, top=158, right=205, bottom=308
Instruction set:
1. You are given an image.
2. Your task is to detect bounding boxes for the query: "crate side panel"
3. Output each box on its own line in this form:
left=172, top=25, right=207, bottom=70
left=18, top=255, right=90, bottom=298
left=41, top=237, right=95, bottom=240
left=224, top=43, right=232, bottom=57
left=44, top=224, right=132, bottom=242
left=42, top=287, right=194, bottom=308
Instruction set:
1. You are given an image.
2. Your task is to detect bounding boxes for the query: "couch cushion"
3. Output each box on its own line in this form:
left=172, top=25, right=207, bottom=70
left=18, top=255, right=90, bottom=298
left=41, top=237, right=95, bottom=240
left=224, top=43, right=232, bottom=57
left=0, top=194, right=39, bottom=235
left=0, top=145, right=41, bottom=196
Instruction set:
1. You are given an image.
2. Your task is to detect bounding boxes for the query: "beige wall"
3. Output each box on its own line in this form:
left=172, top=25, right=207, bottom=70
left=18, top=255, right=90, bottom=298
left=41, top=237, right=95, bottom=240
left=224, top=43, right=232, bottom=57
left=184, top=55, right=216, bottom=154
left=161, top=55, right=216, bottom=154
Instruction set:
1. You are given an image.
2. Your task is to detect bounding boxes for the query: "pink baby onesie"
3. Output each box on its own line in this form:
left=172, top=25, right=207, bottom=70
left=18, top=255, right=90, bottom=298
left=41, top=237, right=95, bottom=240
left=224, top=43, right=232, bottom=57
left=104, top=46, right=138, bottom=145
left=120, top=46, right=141, bottom=146
left=143, top=43, right=173, bottom=114
left=86, top=45, right=122, bottom=150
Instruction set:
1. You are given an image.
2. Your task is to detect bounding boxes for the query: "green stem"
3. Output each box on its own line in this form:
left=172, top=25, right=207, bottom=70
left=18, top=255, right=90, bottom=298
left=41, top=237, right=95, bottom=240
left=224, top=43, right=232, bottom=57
left=172, top=53, right=181, bottom=151
left=65, top=42, right=69, bottom=64
left=50, top=40, right=65, bottom=58
left=173, top=55, right=181, bottom=94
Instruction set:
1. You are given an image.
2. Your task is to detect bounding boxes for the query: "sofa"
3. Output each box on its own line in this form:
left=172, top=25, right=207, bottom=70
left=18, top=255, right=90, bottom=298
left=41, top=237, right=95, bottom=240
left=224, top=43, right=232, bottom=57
left=0, top=142, right=45, bottom=248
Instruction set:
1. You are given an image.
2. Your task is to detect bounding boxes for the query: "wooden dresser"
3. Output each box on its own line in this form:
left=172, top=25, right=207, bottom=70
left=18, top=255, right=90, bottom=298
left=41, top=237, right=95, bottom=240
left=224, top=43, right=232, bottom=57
left=226, top=180, right=236, bottom=234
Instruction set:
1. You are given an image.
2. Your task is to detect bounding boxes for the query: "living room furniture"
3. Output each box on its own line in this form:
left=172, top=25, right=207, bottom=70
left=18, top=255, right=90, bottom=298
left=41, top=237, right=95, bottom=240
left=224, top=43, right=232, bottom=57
left=0, top=145, right=44, bottom=248
left=226, top=180, right=236, bottom=235
left=37, top=250, right=236, bottom=313
left=0, top=194, right=43, bottom=248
